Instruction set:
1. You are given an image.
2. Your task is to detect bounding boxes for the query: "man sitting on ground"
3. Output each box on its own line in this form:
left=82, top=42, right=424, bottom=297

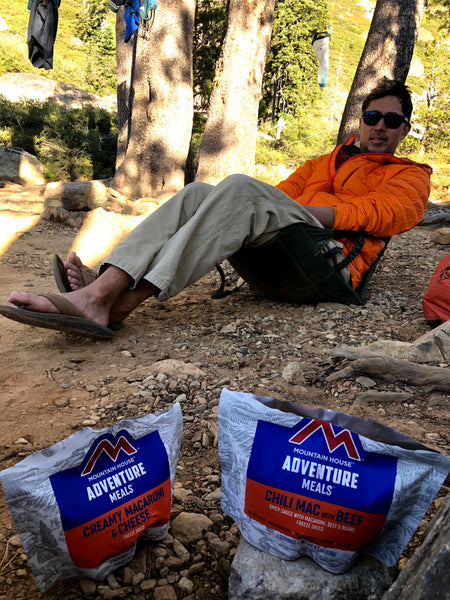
left=0, top=79, right=432, bottom=339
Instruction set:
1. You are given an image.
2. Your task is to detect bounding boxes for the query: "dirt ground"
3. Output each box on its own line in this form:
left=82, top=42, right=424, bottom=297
left=0, top=184, right=449, bottom=599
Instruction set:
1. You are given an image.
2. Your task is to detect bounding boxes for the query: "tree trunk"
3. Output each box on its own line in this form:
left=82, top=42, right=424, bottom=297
left=112, top=0, right=196, bottom=198
left=337, top=0, right=425, bottom=144
left=196, top=0, right=276, bottom=183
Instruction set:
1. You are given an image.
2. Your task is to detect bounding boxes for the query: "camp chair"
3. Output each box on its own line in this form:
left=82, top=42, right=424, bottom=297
left=214, top=223, right=389, bottom=306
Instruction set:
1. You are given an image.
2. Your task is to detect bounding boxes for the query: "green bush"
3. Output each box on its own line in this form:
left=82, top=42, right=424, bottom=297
left=0, top=96, right=117, bottom=181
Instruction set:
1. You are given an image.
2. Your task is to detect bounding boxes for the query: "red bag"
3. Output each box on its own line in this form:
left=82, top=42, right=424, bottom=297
left=422, top=255, right=450, bottom=323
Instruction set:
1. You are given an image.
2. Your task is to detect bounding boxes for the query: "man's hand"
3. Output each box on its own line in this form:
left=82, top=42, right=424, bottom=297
left=302, top=205, right=336, bottom=229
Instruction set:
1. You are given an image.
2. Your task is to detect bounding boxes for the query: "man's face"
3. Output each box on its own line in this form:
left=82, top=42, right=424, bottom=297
left=359, top=95, right=411, bottom=154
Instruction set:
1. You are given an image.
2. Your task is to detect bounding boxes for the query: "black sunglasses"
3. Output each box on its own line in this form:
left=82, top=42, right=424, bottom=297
left=362, top=111, right=408, bottom=129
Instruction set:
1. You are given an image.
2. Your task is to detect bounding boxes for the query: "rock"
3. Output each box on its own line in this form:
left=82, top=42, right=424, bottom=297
left=78, top=578, right=97, bottom=596
left=356, top=376, right=377, bottom=388
left=433, top=227, right=450, bottom=245
left=170, top=512, right=213, bottom=545
left=229, top=538, right=394, bottom=600
left=0, top=146, right=45, bottom=186
left=149, top=359, right=205, bottom=378
left=121, top=566, right=135, bottom=585
left=41, top=205, right=86, bottom=228
left=97, top=586, right=132, bottom=599
left=44, top=180, right=109, bottom=210
left=140, top=579, right=158, bottom=592
left=153, top=585, right=177, bottom=600
left=207, top=536, right=230, bottom=556
left=281, top=361, right=303, bottom=384
left=177, top=576, right=194, bottom=594
left=0, top=73, right=116, bottom=111
left=382, top=492, right=450, bottom=600
left=172, top=538, right=190, bottom=562
left=8, top=535, right=22, bottom=548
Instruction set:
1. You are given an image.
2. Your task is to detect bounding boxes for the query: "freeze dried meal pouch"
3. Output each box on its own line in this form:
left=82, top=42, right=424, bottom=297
left=0, top=403, right=183, bottom=592
left=218, top=389, right=450, bottom=574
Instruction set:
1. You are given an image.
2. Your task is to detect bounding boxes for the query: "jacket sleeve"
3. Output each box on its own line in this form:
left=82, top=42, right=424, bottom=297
left=276, top=158, right=318, bottom=199
left=331, top=165, right=431, bottom=236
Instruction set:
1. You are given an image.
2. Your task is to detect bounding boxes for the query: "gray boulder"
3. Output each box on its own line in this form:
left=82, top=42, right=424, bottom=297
left=382, top=492, right=450, bottom=600
left=0, top=73, right=116, bottom=111
left=44, top=180, right=109, bottom=210
left=0, top=146, right=45, bottom=186
left=229, top=538, right=395, bottom=600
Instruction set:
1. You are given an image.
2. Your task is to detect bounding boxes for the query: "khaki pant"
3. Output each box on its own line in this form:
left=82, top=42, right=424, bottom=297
left=104, top=174, right=347, bottom=301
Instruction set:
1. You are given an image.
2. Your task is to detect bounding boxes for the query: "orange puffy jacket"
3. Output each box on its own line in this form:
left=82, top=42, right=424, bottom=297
left=276, top=136, right=432, bottom=288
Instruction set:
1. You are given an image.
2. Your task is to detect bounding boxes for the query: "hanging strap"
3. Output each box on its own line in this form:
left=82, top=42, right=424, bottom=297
left=331, top=235, right=366, bottom=272
left=212, top=265, right=246, bottom=299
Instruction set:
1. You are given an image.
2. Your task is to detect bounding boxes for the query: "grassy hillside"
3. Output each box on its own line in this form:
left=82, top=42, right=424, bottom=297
left=0, top=0, right=116, bottom=95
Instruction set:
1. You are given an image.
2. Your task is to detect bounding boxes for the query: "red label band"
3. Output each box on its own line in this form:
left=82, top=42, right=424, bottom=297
left=244, top=479, right=387, bottom=552
left=64, top=480, right=171, bottom=568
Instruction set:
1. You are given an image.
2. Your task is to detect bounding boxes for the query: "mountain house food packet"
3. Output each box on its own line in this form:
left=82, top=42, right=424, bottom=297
left=218, top=389, right=450, bottom=574
left=0, top=403, right=183, bottom=592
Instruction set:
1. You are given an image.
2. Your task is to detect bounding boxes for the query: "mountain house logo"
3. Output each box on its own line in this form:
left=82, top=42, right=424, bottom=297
left=81, top=433, right=138, bottom=476
left=289, top=419, right=361, bottom=461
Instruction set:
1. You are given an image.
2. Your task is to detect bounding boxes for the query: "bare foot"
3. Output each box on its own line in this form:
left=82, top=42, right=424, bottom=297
left=8, top=289, right=112, bottom=328
left=8, top=265, right=158, bottom=328
left=63, top=252, right=97, bottom=291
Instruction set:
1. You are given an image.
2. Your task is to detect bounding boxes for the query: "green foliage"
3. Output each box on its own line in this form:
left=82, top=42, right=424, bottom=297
left=0, top=33, right=30, bottom=76
left=262, top=0, right=329, bottom=121
left=0, top=96, right=117, bottom=181
left=75, top=0, right=117, bottom=94
left=193, top=0, right=227, bottom=109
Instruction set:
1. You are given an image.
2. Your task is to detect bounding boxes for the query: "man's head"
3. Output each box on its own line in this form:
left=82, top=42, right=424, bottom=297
left=359, top=79, right=412, bottom=154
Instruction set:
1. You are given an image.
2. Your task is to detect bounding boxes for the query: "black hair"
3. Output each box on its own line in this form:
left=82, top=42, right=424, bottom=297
left=362, top=78, right=413, bottom=121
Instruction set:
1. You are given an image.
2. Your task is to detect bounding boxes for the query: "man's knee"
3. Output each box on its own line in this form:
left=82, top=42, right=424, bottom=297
left=186, top=181, right=214, bottom=194
left=219, top=174, right=257, bottom=189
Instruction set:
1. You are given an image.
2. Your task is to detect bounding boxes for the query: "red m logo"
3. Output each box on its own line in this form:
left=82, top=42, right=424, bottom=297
left=82, top=436, right=137, bottom=476
left=289, top=420, right=360, bottom=460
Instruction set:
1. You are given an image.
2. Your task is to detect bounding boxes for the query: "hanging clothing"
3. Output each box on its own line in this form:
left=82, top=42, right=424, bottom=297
left=124, top=0, right=140, bottom=42
left=27, top=0, right=60, bottom=70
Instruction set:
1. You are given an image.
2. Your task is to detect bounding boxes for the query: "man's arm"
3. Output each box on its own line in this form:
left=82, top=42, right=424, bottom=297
left=302, top=205, right=335, bottom=229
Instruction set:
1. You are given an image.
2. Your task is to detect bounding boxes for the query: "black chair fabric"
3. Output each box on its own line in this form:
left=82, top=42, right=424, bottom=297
left=228, top=223, right=388, bottom=305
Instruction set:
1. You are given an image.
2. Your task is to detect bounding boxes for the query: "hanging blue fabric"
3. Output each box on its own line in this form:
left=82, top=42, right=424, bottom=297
left=124, top=0, right=140, bottom=43
left=312, top=30, right=331, bottom=88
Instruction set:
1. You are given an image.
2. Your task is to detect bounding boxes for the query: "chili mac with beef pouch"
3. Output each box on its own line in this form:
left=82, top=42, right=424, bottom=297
left=218, top=389, right=450, bottom=574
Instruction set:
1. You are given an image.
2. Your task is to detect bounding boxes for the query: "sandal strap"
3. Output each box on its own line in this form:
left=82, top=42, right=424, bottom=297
left=42, top=293, right=85, bottom=318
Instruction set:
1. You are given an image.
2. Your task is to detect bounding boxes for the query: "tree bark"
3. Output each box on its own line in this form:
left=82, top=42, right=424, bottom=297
left=113, top=0, right=196, bottom=198
left=196, top=0, right=276, bottom=183
left=337, top=0, right=425, bottom=144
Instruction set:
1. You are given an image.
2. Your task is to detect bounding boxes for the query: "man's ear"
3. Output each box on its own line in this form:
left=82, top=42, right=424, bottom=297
left=401, top=122, right=411, bottom=140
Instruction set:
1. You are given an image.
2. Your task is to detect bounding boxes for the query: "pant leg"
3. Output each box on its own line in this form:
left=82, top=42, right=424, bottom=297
left=103, top=181, right=215, bottom=282
left=108, top=174, right=327, bottom=301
